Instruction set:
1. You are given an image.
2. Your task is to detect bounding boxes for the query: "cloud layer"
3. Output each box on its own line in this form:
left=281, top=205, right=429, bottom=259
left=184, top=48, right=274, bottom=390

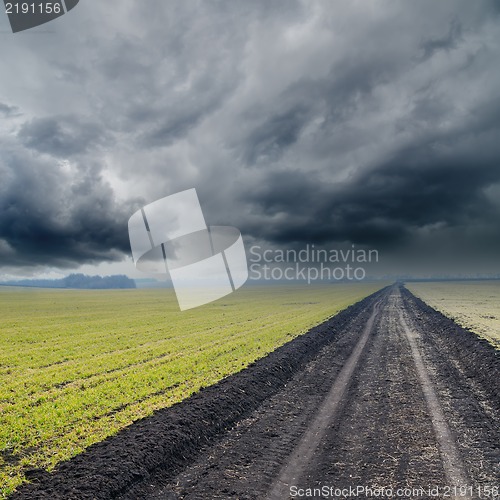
left=0, top=0, right=499, bottom=275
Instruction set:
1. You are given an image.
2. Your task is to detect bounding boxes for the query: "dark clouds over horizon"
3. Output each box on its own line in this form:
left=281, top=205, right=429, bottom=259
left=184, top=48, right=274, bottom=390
left=0, top=0, right=499, bottom=276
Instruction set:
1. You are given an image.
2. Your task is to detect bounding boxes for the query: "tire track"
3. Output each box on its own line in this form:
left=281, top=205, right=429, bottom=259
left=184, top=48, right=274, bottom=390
left=266, top=299, right=383, bottom=500
left=299, top=286, right=447, bottom=495
left=398, top=307, right=470, bottom=493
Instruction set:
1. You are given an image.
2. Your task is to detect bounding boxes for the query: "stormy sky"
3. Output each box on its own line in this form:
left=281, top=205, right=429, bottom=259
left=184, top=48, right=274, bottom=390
left=0, top=0, right=499, bottom=279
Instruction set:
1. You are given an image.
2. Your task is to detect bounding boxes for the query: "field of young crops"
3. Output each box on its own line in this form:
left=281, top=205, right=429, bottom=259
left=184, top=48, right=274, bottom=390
left=0, top=282, right=383, bottom=497
left=406, top=280, right=500, bottom=348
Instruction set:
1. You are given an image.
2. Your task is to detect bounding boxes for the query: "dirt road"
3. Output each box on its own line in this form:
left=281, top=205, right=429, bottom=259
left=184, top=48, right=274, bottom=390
left=12, top=285, right=499, bottom=500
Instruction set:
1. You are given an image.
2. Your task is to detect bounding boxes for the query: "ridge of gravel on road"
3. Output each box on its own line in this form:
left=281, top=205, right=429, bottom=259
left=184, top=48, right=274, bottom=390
left=10, top=287, right=388, bottom=500
left=265, top=299, right=384, bottom=499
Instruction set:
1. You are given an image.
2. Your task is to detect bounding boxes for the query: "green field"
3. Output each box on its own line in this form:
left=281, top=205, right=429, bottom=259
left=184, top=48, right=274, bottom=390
left=407, top=281, right=500, bottom=348
left=0, top=283, right=383, bottom=497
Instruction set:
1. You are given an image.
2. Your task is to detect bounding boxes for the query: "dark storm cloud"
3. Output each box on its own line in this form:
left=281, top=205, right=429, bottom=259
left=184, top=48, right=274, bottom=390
left=0, top=0, right=499, bottom=275
left=84, top=2, right=254, bottom=146
left=18, top=116, right=110, bottom=157
left=419, top=20, right=463, bottom=61
left=0, top=103, right=20, bottom=118
left=242, top=106, right=310, bottom=165
left=0, top=148, right=142, bottom=267
left=236, top=54, right=401, bottom=167
left=139, top=101, right=222, bottom=149
left=201, top=0, right=500, bottom=274
left=240, top=111, right=500, bottom=255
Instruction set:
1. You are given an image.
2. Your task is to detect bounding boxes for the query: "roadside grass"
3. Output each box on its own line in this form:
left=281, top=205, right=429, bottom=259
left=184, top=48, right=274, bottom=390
left=406, top=280, right=500, bottom=349
left=0, top=282, right=383, bottom=497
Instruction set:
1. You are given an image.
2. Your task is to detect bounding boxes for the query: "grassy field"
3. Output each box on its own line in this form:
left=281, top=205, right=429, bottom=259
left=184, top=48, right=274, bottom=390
left=406, top=280, right=500, bottom=348
left=0, top=282, right=383, bottom=497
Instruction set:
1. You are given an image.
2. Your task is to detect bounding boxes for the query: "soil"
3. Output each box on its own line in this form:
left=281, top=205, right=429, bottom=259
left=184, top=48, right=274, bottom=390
left=11, top=285, right=499, bottom=500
